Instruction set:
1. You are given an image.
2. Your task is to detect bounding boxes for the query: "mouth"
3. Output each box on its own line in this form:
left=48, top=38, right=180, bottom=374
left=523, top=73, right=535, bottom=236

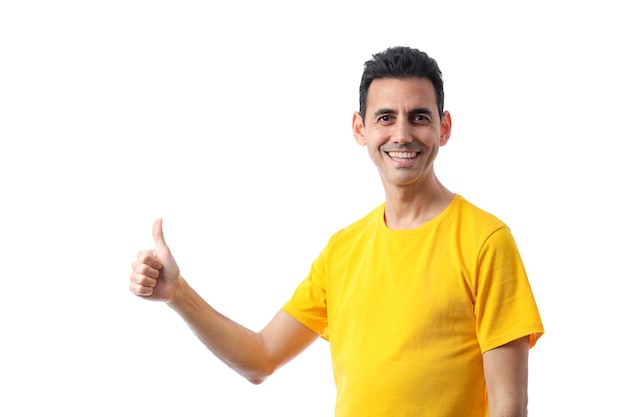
left=386, top=151, right=419, bottom=162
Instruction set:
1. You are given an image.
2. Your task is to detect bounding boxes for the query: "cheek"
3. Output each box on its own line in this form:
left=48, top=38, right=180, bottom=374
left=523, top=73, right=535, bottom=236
left=425, top=143, right=440, bottom=162
left=365, top=142, right=385, bottom=165
left=365, top=130, right=387, bottom=148
left=366, top=136, right=384, bottom=156
left=366, top=143, right=377, bottom=158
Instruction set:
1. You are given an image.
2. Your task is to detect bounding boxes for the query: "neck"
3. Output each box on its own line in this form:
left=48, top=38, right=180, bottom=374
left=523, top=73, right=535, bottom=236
left=383, top=176, right=454, bottom=230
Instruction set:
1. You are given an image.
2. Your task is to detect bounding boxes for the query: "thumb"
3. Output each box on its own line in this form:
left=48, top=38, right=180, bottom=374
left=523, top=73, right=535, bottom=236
left=152, top=218, right=168, bottom=253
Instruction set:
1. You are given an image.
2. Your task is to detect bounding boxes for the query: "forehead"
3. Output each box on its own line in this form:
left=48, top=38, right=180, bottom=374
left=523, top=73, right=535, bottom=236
left=367, top=77, right=438, bottom=112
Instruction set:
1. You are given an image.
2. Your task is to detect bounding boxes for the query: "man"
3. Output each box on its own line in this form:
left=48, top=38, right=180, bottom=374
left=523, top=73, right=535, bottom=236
left=130, top=46, right=544, bottom=416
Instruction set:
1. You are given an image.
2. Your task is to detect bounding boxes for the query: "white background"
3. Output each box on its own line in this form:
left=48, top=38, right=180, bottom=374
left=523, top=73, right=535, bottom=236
left=1, top=1, right=624, bottom=415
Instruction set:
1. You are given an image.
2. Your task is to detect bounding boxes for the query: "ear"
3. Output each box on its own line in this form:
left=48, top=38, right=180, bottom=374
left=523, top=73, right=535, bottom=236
left=352, top=111, right=367, bottom=146
left=439, top=111, right=452, bottom=146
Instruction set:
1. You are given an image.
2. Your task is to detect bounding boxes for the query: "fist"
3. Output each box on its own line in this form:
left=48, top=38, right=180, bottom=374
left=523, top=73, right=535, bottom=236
left=129, top=218, right=181, bottom=302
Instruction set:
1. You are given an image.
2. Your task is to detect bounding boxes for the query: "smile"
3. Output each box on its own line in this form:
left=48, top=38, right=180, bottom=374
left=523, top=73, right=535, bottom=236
left=387, top=151, right=418, bottom=160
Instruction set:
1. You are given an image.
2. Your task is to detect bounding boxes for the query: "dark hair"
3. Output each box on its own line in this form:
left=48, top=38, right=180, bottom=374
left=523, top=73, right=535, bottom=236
left=359, top=46, right=444, bottom=121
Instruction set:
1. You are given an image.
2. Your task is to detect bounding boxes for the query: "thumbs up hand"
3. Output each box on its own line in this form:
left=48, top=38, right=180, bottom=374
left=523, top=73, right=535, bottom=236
left=129, top=218, right=181, bottom=303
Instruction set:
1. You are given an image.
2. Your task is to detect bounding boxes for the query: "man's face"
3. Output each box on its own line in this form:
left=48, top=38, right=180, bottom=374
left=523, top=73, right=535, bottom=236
left=352, top=77, right=451, bottom=189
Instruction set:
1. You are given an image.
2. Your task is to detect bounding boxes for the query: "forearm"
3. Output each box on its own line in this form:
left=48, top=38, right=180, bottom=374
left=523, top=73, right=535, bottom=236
left=167, top=277, right=274, bottom=384
left=489, top=398, right=528, bottom=417
left=484, top=337, right=530, bottom=417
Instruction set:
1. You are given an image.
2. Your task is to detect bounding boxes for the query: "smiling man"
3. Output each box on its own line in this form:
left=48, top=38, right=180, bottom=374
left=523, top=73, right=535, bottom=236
left=130, top=46, right=544, bottom=417
left=353, top=75, right=453, bottom=229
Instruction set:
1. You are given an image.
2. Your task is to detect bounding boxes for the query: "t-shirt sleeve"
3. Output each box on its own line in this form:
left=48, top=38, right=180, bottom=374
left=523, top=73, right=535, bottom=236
left=282, top=244, right=330, bottom=340
left=474, top=226, right=544, bottom=352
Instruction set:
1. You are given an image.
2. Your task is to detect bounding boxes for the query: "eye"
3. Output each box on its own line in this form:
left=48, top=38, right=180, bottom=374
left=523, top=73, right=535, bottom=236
left=377, top=114, right=393, bottom=124
left=413, top=114, right=431, bottom=124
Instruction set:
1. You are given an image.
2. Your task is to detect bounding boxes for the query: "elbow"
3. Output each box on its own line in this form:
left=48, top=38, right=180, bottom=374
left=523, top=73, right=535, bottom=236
left=234, top=335, right=283, bottom=385
left=244, top=367, right=274, bottom=385
left=240, top=360, right=276, bottom=385
left=246, top=375, right=267, bottom=385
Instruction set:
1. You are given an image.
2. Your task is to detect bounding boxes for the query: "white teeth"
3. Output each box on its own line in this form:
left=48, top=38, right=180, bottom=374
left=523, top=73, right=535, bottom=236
left=388, top=151, right=418, bottom=159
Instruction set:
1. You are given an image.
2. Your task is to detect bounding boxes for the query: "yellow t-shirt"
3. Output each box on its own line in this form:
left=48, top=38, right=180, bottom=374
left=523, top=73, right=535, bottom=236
left=282, top=195, right=544, bottom=417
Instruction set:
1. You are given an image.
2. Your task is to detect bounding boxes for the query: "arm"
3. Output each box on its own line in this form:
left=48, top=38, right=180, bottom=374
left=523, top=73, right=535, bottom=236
left=482, top=336, right=530, bottom=417
left=129, top=219, right=319, bottom=384
left=168, top=281, right=319, bottom=384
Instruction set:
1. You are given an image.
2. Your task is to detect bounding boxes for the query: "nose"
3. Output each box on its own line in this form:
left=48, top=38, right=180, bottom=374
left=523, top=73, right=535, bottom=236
left=392, top=119, right=413, bottom=144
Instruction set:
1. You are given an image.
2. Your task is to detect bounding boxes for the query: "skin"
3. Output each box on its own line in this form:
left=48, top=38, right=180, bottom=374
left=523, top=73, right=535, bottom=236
left=129, top=76, right=531, bottom=416
left=352, top=77, right=454, bottom=229
left=130, top=219, right=318, bottom=385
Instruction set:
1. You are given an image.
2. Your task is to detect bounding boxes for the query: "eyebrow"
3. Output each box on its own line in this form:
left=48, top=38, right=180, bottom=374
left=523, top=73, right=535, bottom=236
left=371, top=107, right=434, bottom=119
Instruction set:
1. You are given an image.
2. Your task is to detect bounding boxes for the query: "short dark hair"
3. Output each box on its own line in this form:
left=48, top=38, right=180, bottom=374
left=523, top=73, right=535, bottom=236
left=359, top=46, right=444, bottom=121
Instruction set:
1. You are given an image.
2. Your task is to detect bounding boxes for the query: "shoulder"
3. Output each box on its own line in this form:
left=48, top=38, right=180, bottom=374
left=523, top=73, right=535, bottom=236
left=327, top=202, right=384, bottom=243
left=450, top=195, right=509, bottom=233
left=444, top=195, right=521, bottom=256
